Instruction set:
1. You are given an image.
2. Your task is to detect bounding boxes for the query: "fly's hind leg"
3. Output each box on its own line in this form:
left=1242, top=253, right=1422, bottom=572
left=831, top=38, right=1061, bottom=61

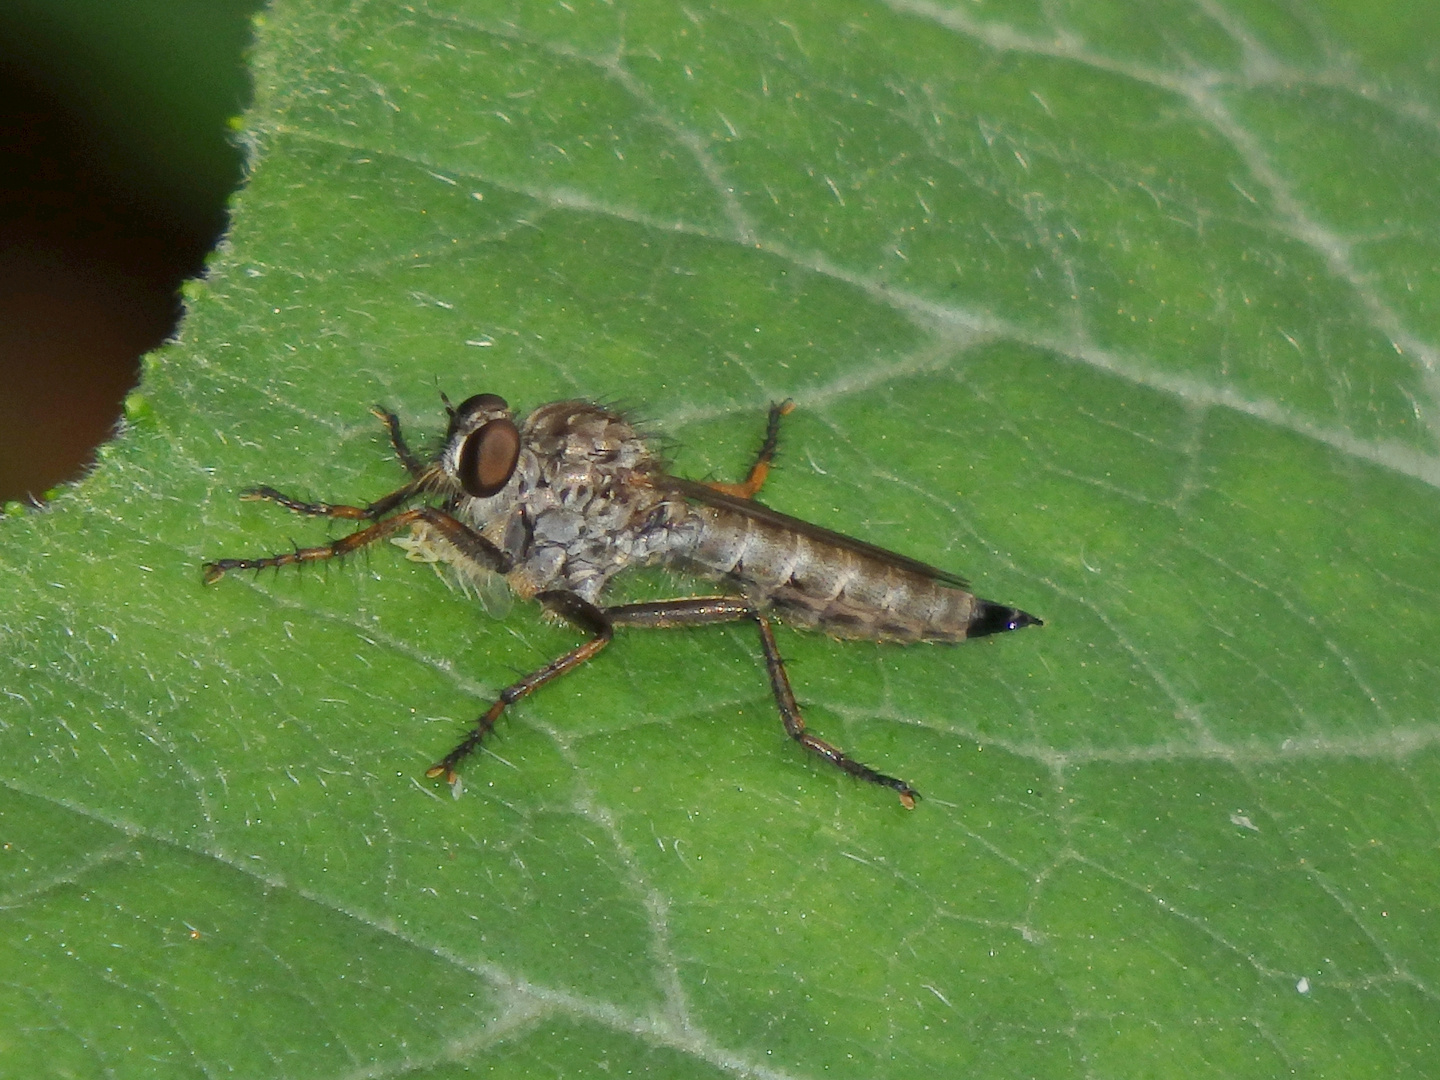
left=426, top=591, right=613, bottom=783
left=608, top=596, right=918, bottom=808
left=707, top=399, right=795, bottom=500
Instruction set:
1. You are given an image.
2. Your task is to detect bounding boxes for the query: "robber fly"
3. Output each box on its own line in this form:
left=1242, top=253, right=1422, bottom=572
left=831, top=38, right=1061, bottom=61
left=203, top=394, right=1041, bottom=807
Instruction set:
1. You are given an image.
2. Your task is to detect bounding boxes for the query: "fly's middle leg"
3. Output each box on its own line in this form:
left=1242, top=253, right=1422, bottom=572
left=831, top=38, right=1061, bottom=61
left=707, top=399, right=795, bottom=500
left=608, top=596, right=919, bottom=808
left=201, top=504, right=508, bottom=583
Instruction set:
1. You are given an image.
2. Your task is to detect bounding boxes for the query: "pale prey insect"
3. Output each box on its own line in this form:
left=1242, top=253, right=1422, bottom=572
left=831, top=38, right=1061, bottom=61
left=203, top=394, right=1041, bottom=808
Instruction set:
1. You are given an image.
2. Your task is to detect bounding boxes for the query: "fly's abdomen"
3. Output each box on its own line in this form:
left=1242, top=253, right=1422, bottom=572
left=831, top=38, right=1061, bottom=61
left=684, top=504, right=1034, bottom=643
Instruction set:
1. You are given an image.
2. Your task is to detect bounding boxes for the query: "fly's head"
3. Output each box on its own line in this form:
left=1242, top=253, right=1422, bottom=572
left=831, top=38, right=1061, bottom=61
left=436, top=393, right=524, bottom=526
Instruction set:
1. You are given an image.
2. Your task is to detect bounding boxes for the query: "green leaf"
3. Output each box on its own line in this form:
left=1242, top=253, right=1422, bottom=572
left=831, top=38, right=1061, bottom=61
left=5, top=1, right=1439, bottom=1076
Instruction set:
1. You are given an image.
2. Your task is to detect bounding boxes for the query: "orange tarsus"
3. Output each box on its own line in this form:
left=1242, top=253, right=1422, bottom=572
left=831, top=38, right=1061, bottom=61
left=707, top=399, right=795, bottom=500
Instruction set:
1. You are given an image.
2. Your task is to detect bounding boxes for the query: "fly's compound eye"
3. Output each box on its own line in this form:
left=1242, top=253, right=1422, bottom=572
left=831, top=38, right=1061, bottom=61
left=458, top=418, right=521, bottom=498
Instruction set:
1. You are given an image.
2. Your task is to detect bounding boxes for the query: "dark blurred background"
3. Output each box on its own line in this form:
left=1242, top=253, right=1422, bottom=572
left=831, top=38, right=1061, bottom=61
left=0, top=0, right=261, bottom=504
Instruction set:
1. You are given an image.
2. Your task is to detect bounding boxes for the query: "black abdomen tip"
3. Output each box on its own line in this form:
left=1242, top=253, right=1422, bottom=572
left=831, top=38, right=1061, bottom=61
left=968, top=600, right=1043, bottom=638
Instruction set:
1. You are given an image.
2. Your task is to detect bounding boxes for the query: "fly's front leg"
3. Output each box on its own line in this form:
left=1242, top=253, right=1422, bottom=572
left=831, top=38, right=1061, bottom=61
left=235, top=478, right=424, bottom=523
left=707, top=399, right=795, bottom=500
left=202, top=505, right=509, bottom=584
left=608, top=596, right=919, bottom=808
left=426, top=591, right=613, bottom=783
left=232, top=408, right=434, bottom=524
left=370, top=405, right=427, bottom=477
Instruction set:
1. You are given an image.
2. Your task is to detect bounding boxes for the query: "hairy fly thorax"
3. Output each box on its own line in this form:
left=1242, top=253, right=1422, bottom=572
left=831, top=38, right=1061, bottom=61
left=433, top=396, right=701, bottom=604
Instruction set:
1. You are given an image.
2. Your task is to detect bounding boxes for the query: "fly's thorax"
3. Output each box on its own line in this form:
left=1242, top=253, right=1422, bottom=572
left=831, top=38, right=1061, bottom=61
left=442, top=398, right=701, bottom=602
left=522, top=400, right=655, bottom=471
left=684, top=502, right=980, bottom=642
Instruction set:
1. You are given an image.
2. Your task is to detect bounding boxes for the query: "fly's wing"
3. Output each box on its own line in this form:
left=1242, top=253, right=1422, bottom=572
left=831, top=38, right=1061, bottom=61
left=472, top=568, right=515, bottom=620
left=656, top=475, right=970, bottom=588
